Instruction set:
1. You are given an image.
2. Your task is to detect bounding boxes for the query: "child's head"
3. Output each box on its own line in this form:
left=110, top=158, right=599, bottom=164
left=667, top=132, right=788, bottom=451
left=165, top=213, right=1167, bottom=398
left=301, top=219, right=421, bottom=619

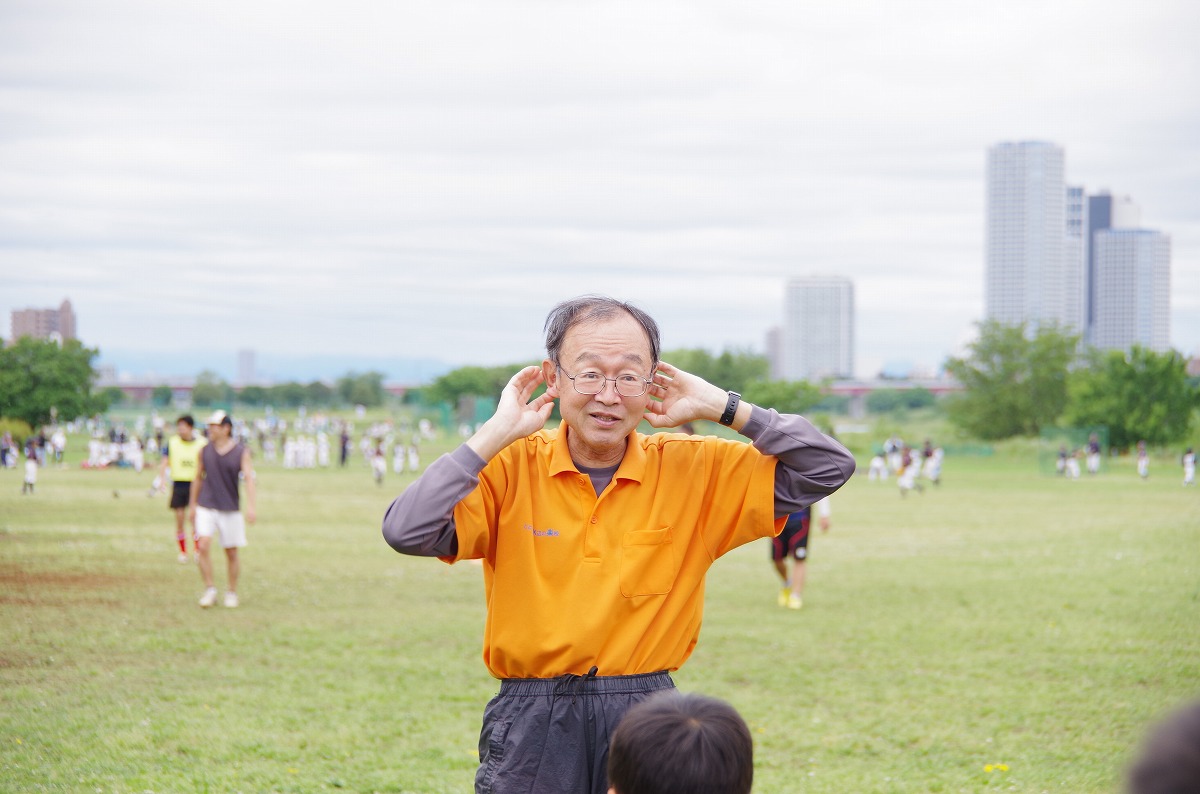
left=1129, top=700, right=1200, bottom=794
left=607, top=691, right=753, bottom=794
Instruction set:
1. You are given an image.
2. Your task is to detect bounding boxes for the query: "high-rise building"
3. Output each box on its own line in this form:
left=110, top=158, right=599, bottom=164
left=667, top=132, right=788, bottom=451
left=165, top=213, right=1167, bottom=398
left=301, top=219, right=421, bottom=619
left=1063, top=186, right=1088, bottom=335
left=1091, top=229, right=1170, bottom=352
left=782, top=277, right=854, bottom=380
left=10, top=299, right=76, bottom=343
left=986, top=143, right=1171, bottom=353
left=237, top=349, right=257, bottom=386
left=764, top=326, right=784, bottom=380
left=986, top=141, right=1069, bottom=330
left=1085, top=191, right=1140, bottom=343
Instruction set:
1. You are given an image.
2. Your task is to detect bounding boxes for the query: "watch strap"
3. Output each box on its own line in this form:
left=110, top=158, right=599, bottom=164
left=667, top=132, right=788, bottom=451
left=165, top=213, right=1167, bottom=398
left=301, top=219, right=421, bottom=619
left=719, top=391, right=741, bottom=426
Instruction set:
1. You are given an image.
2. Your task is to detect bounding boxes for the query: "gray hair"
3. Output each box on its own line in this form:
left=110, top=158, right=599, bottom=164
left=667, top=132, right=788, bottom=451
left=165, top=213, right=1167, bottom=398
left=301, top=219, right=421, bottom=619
left=543, top=295, right=661, bottom=367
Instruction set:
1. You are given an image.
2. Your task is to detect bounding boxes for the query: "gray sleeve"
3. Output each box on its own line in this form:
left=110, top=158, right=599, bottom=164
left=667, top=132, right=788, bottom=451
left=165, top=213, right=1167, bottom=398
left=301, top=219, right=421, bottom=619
left=739, top=405, right=857, bottom=518
left=381, top=444, right=487, bottom=558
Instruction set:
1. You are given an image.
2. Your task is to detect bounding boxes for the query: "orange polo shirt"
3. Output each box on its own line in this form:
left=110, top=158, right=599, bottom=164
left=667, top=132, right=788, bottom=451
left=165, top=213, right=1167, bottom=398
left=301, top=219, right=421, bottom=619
left=448, top=423, right=784, bottom=679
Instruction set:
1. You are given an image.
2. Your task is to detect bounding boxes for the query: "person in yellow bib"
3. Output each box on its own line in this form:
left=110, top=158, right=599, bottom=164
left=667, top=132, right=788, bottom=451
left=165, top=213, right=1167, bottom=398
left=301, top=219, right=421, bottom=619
left=382, top=295, right=856, bottom=794
left=157, top=415, right=206, bottom=563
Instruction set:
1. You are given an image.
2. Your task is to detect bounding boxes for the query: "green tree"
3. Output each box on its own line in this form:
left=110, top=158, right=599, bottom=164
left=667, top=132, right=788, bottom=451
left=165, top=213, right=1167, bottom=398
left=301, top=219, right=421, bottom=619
left=1064, top=346, right=1199, bottom=450
left=0, top=337, right=106, bottom=427
left=741, top=380, right=823, bottom=415
left=662, top=348, right=769, bottom=394
left=99, top=386, right=126, bottom=407
left=305, top=381, right=335, bottom=406
left=269, top=382, right=308, bottom=408
left=191, top=370, right=232, bottom=408
left=238, top=385, right=269, bottom=407
left=152, top=385, right=174, bottom=407
left=812, top=393, right=851, bottom=413
left=944, top=321, right=1078, bottom=439
left=866, top=387, right=938, bottom=414
left=424, top=365, right=529, bottom=406
left=866, top=389, right=904, bottom=413
left=336, top=371, right=386, bottom=408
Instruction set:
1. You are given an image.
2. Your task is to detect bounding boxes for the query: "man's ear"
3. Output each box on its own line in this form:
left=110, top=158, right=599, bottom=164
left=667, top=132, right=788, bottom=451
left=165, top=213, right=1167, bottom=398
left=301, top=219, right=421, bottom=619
left=542, top=360, right=559, bottom=398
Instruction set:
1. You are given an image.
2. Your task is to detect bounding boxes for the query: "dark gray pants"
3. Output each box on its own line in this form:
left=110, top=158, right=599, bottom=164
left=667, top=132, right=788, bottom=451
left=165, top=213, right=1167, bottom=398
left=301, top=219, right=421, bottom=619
left=475, top=670, right=675, bottom=794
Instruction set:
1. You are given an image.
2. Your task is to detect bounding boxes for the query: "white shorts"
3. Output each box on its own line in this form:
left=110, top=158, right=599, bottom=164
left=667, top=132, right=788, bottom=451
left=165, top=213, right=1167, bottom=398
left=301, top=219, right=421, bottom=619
left=195, top=507, right=247, bottom=549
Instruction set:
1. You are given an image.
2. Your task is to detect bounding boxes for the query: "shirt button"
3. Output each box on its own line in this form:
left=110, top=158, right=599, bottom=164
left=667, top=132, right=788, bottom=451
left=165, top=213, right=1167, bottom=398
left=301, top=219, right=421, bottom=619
left=590, top=516, right=598, bottom=524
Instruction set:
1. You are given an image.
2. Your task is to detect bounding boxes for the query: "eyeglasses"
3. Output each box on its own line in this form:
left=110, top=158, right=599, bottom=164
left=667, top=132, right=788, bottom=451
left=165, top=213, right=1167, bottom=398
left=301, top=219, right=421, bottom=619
left=558, top=366, right=653, bottom=398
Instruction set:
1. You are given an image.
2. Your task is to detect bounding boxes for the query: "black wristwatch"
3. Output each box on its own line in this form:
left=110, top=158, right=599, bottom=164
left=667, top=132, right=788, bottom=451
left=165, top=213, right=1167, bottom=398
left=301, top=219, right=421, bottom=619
left=719, top=391, right=741, bottom=426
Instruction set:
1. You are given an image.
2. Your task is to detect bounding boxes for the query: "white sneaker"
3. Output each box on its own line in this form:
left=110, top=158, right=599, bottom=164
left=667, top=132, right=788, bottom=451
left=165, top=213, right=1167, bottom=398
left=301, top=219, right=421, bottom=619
left=198, top=587, right=218, bottom=608
left=223, top=592, right=239, bottom=608
left=177, top=553, right=188, bottom=564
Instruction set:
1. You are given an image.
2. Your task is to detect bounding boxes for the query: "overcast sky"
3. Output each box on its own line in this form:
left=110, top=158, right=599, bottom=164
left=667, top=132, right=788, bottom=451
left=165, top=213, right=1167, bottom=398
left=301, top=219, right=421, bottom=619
left=2, top=0, right=1197, bottom=381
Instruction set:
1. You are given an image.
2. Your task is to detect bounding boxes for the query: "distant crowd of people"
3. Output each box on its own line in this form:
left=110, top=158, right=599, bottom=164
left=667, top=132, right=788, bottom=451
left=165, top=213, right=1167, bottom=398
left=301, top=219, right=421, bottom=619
left=865, top=434, right=944, bottom=496
left=1056, top=433, right=1196, bottom=485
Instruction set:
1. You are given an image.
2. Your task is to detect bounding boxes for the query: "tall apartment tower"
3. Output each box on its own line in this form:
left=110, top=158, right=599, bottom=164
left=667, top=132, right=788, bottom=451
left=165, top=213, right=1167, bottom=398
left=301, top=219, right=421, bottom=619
left=237, top=349, right=257, bottom=386
left=986, top=142, right=1069, bottom=330
left=10, top=299, right=76, bottom=343
left=782, top=277, right=854, bottom=380
left=1085, top=191, right=1141, bottom=343
left=1063, top=186, right=1087, bottom=335
left=1091, top=229, right=1171, bottom=352
left=764, top=326, right=784, bottom=380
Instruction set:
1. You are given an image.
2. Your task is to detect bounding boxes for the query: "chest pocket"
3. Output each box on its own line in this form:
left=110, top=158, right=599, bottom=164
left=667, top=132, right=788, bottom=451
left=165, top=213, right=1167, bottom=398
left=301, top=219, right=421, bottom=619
left=619, top=527, right=675, bottom=597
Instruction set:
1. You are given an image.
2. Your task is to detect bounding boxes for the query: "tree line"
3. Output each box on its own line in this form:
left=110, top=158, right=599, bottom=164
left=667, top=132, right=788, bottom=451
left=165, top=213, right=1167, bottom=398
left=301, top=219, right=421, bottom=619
left=0, top=336, right=395, bottom=428
left=944, top=320, right=1199, bottom=450
left=2, top=329, right=1196, bottom=451
left=184, top=370, right=388, bottom=409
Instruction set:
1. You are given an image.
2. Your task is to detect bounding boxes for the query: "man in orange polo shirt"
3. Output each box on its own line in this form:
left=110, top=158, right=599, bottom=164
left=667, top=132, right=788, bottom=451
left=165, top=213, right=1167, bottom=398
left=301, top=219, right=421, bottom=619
left=383, top=295, right=855, bottom=794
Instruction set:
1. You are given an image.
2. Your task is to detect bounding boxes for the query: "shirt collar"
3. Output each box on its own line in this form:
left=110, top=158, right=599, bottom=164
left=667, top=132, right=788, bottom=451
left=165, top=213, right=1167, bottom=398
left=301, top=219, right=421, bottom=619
left=549, top=422, right=647, bottom=484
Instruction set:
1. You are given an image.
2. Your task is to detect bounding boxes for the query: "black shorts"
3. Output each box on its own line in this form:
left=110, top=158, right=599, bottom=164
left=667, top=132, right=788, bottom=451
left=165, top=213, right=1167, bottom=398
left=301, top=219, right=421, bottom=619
left=476, top=670, right=675, bottom=794
left=169, top=481, right=191, bottom=509
left=771, top=512, right=810, bottom=562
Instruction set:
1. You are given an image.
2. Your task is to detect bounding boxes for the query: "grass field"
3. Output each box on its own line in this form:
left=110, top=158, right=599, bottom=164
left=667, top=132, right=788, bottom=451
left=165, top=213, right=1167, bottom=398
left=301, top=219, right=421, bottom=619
left=2, top=425, right=1198, bottom=793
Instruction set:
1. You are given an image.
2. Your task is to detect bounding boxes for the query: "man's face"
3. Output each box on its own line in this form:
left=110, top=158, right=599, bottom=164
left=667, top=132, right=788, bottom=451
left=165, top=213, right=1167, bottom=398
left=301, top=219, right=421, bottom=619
left=543, top=313, right=654, bottom=465
left=207, top=423, right=230, bottom=442
left=177, top=421, right=193, bottom=440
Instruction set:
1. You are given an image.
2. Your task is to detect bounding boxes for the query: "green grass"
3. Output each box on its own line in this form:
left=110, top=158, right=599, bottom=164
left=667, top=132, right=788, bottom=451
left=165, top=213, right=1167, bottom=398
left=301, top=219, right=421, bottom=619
left=2, top=429, right=1198, bottom=793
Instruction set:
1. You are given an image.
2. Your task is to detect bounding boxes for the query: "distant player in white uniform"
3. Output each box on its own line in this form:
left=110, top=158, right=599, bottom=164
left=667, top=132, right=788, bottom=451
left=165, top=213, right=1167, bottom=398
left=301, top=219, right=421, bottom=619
left=1182, top=448, right=1195, bottom=486
left=372, top=443, right=387, bottom=486
left=22, top=448, right=38, bottom=494
left=923, top=446, right=943, bottom=485
left=897, top=445, right=923, bottom=496
left=867, top=451, right=888, bottom=481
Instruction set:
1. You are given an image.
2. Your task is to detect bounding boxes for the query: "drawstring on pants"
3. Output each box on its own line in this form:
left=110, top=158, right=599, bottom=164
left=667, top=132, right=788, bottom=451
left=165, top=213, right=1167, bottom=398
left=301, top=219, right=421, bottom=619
left=553, top=665, right=599, bottom=703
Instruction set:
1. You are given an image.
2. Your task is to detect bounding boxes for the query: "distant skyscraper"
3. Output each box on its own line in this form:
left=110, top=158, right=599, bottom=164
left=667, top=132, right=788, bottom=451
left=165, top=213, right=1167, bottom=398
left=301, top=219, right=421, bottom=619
left=1091, top=229, right=1170, bottom=353
left=986, top=141, right=1068, bottom=330
left=1063, top=186, right=1087, bottom=336
left=765, top=326, right=784, bottom=380
left=237, top=349, right=257, bottom=386
left=782, top=277, right=854, bottom=380
left=10, top=299, right=76, bottom=344
left=1085, top=191, right=1140, bottom=343
left=987, top=141, right=1171, bottom=354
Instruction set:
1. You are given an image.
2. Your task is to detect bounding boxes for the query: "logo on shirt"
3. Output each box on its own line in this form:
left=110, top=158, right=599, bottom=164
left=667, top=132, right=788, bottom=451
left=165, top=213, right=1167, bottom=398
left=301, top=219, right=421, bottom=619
left=523, top=523, right=560, bottom=538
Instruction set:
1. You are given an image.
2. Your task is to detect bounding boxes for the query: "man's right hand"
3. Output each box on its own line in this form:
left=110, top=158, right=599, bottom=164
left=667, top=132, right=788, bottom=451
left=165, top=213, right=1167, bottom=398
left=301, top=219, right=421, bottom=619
left=465, top=366, right=556, bottom=461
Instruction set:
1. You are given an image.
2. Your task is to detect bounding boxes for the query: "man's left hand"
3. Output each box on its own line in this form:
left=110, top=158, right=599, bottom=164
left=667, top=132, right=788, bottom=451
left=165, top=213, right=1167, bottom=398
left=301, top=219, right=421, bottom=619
left=642, top=361, right=728, bottom=429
